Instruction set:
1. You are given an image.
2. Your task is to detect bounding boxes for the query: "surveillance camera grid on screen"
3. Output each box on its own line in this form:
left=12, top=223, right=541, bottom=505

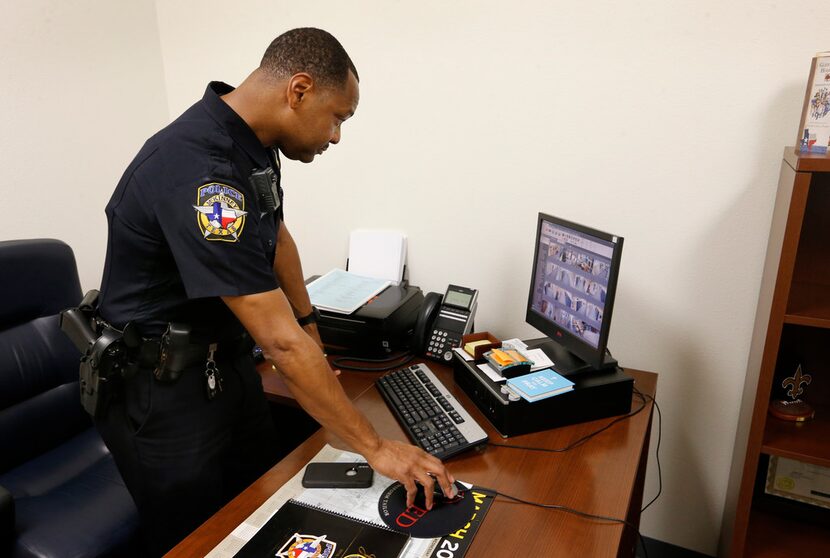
left=530, top=220, right=614, bottom=349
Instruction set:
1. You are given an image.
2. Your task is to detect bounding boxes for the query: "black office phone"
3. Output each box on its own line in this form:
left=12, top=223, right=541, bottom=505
left=413, top=284, right=478, bottom=362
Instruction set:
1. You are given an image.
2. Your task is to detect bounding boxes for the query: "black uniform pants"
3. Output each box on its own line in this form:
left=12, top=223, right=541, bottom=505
left=96, top=350, right=279, bottom=557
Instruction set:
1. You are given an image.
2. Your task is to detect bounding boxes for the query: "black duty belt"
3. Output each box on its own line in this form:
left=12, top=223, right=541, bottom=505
left=133, top=329, right=253, bottom=383
left=136, top=335, right=252, bottom=367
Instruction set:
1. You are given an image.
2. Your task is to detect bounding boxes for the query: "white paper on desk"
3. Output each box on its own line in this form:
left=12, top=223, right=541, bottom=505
left=477, top=362, right=506, bottom=383
left=500, top=338, right=528, bottom=351
left=293, top=454, right=392, bottom=527
left=521, top=348, right=555, bottom=371
left=453, top=347, right=473, bottom=362
left=348, top=229, right=407, bottom=285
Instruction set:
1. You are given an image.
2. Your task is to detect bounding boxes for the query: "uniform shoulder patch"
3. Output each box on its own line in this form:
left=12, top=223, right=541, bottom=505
left=193, top=182, right=247, bottom=242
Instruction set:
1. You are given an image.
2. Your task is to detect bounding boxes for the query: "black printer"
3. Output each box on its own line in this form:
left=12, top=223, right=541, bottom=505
left=316, top=283, right=424, bottom=356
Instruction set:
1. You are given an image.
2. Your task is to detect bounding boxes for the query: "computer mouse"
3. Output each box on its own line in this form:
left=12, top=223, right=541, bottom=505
left=416, top=480, right=463, bottom=506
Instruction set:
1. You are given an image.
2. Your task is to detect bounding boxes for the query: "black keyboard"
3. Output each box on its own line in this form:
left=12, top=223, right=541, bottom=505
left=376, top=363, right=488, bottom=460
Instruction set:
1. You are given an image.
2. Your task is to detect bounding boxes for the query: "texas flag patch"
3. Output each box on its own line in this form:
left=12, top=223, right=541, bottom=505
left=193, top=182, right=247, bottom=242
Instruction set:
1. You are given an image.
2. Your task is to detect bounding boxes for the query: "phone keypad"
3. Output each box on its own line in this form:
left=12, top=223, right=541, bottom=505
left=426, top=330, right=460, bottom=361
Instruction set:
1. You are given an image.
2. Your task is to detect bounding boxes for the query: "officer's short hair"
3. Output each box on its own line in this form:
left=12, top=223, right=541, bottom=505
left=260, top=28, right=359, bottom=89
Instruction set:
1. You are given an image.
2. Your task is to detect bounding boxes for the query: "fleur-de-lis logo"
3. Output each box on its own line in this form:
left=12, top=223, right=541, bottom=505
left=782, top=365, right=812, bottom=400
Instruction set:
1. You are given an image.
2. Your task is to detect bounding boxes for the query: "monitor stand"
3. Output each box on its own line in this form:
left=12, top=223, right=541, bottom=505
left=524, top=337, right=618, bottom=377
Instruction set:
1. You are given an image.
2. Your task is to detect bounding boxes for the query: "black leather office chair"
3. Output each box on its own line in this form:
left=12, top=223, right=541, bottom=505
left=0, top=239, right=138, bottom=558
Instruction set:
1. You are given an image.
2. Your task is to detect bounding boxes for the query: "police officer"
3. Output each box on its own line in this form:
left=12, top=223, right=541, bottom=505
left=95, top=28, right=454, bottom=556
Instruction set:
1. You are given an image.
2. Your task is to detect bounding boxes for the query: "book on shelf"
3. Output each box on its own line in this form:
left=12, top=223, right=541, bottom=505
left=235, top=499, right=409, bottom=558
left=505, top=368, right=575, bottom=402
left=307, top=268, right=391, bottom=314
left=796, top=51, right=830, bottom=154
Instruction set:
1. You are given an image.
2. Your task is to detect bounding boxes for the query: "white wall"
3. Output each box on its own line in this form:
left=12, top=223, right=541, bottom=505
left=0, top=0, right=169, bottom=289
left=5, top=0, right=829, bottom=555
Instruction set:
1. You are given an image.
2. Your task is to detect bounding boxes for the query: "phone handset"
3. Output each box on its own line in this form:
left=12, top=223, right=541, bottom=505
left=413, top=285, right=478, bottom=362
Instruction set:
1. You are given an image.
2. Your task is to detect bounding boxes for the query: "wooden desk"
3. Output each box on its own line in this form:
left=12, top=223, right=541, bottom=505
left=167, top=363, right=656, bottom=558
left=256, top=359, right=376, bottom=407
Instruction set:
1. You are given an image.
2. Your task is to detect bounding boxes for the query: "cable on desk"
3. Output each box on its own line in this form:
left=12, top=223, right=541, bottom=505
left=482, top=382, right=662, bottom=557
left=486, top=385, right=649, bottom=453
left=330, top=351, right=415, bottom=372
left=484, top=488, right=650, bottom=558
left=635, top=387, right=663, bottom=514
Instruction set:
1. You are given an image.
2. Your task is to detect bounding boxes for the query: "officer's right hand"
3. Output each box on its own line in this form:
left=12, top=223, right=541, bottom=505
left=362, top=438, right=454, bottom=511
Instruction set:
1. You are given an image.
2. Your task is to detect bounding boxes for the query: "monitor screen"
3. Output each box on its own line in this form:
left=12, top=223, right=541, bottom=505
left=526, top=212, right=623, bottom=371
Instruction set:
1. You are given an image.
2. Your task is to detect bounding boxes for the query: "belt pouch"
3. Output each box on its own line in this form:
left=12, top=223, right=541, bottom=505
left=155, top=323, right=198, bottom=382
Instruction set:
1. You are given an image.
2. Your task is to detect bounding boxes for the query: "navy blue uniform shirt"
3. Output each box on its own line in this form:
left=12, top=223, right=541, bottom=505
left=99, top=82, right=283, bottom=337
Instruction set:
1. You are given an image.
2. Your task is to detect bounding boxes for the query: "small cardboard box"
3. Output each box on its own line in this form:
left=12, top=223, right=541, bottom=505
left=461, top=332, right=501, bottom=361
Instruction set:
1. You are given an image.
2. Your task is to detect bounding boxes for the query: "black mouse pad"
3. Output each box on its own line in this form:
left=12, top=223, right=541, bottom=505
left=378, top=481, right=490, bottom=539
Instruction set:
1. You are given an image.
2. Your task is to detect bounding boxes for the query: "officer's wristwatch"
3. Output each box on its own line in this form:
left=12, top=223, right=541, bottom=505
left=297, top=306, right=321, bottom=327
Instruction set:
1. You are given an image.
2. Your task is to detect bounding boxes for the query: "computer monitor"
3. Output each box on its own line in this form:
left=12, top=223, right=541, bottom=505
left=525, top=212, right=623, bottom=375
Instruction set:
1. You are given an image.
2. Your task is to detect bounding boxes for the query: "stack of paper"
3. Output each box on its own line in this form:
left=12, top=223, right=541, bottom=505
left=307, top=268, right=390, bottom=314
left=348, top=229, right=407, bottom=285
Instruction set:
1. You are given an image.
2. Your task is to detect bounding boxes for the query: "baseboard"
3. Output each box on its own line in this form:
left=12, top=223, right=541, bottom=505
left=637, top=537, right=714, bottom=558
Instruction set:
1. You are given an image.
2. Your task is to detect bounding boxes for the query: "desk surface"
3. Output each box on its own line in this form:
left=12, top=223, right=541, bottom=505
left=258, top=359, right=375, bottom=406
left=167, top=362, right=656, bottom=558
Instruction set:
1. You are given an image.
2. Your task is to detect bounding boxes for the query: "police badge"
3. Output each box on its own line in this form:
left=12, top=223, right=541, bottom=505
left=193, top=182, right=248, bottom=242
left=276, top=533, right=336, bottom=558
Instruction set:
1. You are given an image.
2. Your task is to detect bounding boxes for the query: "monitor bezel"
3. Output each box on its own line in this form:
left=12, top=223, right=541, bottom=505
left=525, top=212, right=624, bottom=370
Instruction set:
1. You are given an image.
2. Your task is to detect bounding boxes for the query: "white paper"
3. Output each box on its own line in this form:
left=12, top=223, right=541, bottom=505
left=453, top=347, right=473, bottom=362
left=766, top=456, right=830, bottom=510
left=348, top=229, right=407, bottom=285
left=477, top=362, right=506, bottom=383
left=500, top=338, right=528, bottom=350
left=520, top=348, right=555, bottom=371
left=307, top=268, right=390, bottom=314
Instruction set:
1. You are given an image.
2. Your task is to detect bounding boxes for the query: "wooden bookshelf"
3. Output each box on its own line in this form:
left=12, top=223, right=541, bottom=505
left=723, top=148, right=830, bottom=557
left=761, top=403, right=830, bottom=467
left=745, top=508, right=829, bottom=557
left=785, top=283, right=830, bottom=327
